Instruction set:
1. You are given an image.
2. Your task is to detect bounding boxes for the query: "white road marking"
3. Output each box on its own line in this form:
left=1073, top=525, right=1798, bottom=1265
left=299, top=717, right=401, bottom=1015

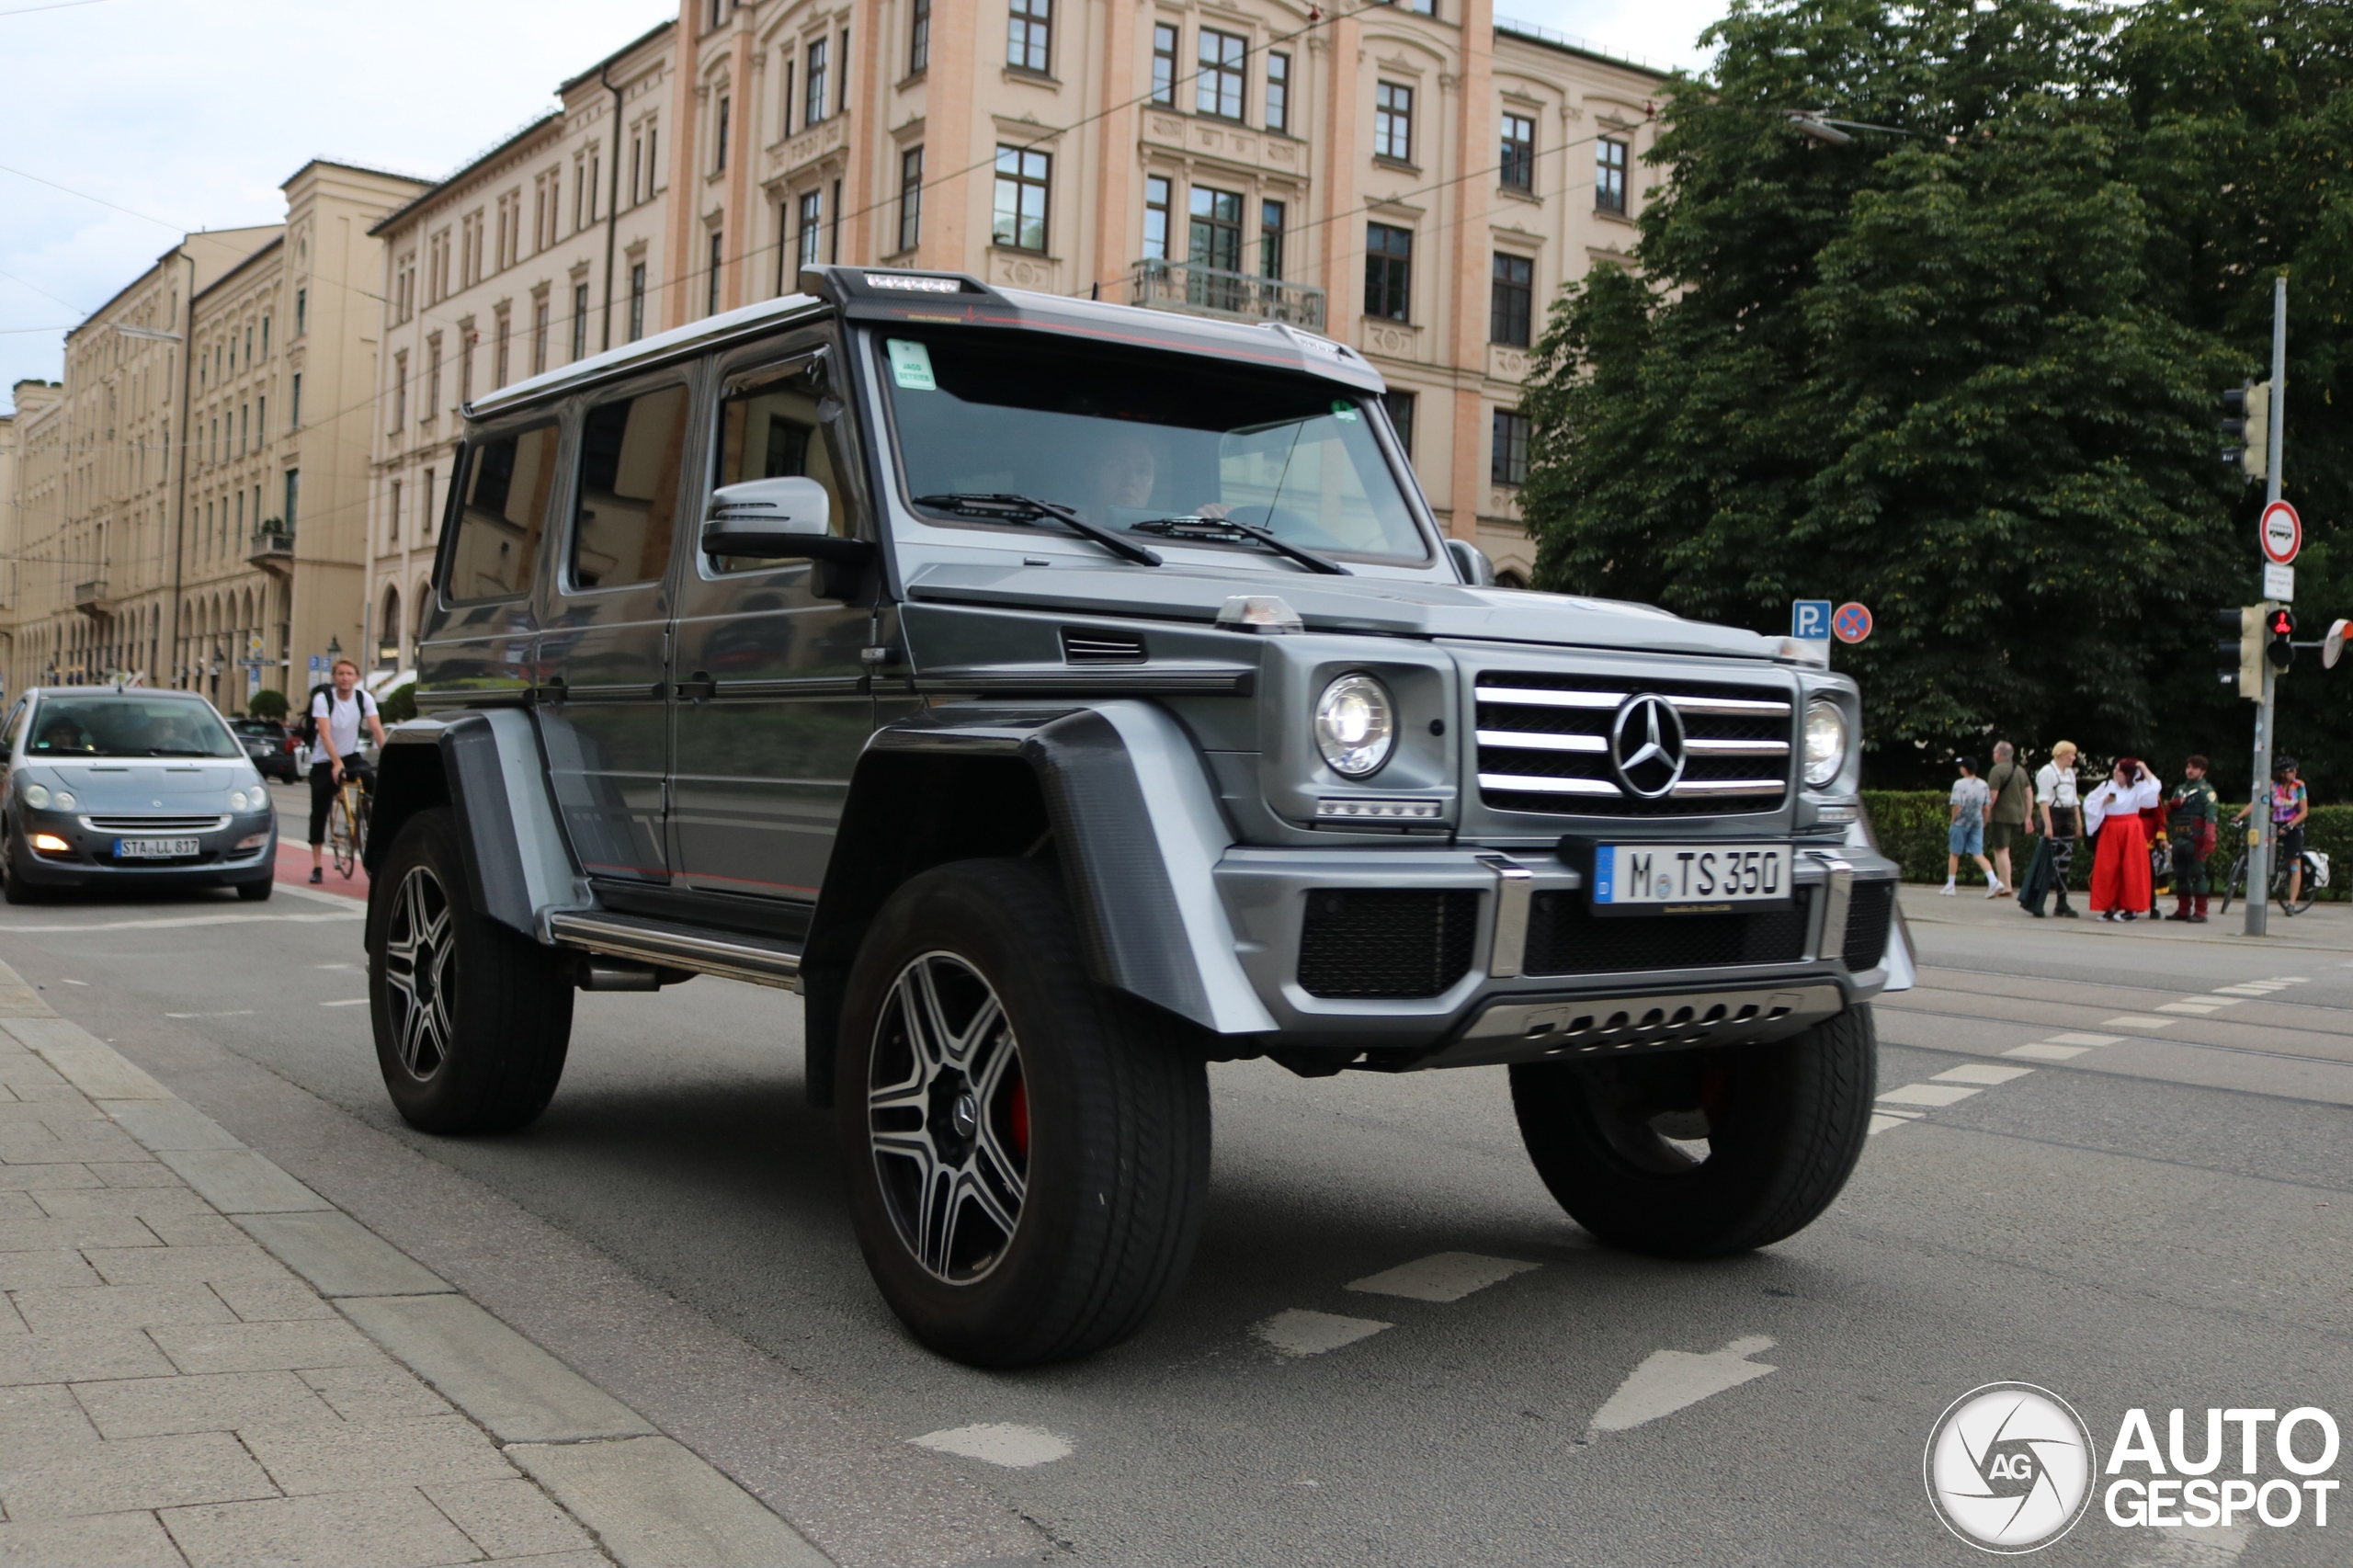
left=1878, top=1083, right=1982, bottom=1108
left=1253, top=1308, right=1392, bottom=1358
left=1868, top=1113, right=1915, bottom=1136
left=1346, top=1252, right=1540, bottom=1302
left=1588, top=1335, right=1776, bottom=1434
left=164, top=1010, right=256, bottom=1019
left=2270, top=976, right=2309, bottom=983
left=2103, top=1015, right=2178, bottom=1029
left=2005, top=1043, right=2086, bottom=1062
left=2214, top=985, right=2275, bottom=995
left=1933, top=1063, right=2034, bottom=1086
left=319, top=998, right=369, bottom=1008
left=0, top=910, right=360, bottom=934
left=313, top=962, right=356, bottom=971
left=2045, top=1033, right=2122, bottom=1047
left=2156, top=1002, right=2226, bottom=1015
left=61, top=978, right=87, bottom=985
left=2124, top=1521, right=2252, bottom=1568
left=907, top=1424, right=1074, bottom=1468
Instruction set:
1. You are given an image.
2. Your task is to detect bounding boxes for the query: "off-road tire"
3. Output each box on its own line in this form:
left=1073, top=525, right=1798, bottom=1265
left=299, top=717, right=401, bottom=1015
left=835, top=858, right=1211, bottom=1367
left=368, top=808, right=573, bottom=1134
left=1509, top=1005, right=1877, bottom=1258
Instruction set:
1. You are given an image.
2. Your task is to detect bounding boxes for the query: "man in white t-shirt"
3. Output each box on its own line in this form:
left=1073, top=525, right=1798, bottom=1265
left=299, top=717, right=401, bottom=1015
left=307, top=658, right=386, bottom=884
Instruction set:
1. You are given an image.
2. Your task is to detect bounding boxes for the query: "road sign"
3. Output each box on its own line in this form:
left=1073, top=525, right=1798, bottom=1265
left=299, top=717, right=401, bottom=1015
left=1832, top=602, right=1872, bottom=643
left=2325, top=619, right=2351, bottom=671
left=1790, top=600, right=1831, bottom=641
left=2263, top=562, right=2294, bottom=602
left=2261, top=500, right=2302, bottom=564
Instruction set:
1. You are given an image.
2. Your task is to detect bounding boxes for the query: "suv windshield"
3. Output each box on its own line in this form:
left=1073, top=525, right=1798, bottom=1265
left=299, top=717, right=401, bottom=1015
left=28, top=697, right=241, bottom=759
left=875, top=329, right=1428, bottom=562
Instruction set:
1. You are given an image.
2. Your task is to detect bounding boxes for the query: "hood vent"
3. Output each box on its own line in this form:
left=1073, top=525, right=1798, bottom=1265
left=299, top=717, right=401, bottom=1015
left=1061, top=628, right=1147, bottom=665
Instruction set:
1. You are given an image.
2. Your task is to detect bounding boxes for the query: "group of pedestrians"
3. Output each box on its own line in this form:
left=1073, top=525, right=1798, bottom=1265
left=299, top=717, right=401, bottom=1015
left=1942, top=744, right=2312, bottom=923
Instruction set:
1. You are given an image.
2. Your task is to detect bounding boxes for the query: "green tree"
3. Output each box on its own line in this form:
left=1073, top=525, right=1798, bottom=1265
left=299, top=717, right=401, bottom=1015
left=248, top=688, right=289, bottom=721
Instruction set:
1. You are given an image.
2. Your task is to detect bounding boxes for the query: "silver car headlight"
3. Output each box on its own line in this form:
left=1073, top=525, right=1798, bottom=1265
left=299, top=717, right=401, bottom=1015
left=21, top=784, right=49, bottom=810
left=51, top=790, right=75, bottom=811
left=228, top=789, right=251, bottom=812
left=1802, top=699, right=1850, bottom=790
left=1315, top=674, right=1395, bottom=778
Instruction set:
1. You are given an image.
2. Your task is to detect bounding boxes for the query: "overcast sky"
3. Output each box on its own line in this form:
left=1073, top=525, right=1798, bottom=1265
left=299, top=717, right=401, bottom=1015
left=0, top=0, right=1729, bottom=415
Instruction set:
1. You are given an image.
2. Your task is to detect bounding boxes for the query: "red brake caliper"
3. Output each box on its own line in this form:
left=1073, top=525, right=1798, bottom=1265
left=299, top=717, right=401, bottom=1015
left=1007, top=1074, right=1030, bottom=1159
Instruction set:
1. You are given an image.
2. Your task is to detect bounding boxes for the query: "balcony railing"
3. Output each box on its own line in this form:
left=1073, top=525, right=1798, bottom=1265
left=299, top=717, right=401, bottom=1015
left=248, top=526, right=294, bottom=572
left=72, top=579, right=111, bottom=614
left=1128, top=259, right=1327, bottom=331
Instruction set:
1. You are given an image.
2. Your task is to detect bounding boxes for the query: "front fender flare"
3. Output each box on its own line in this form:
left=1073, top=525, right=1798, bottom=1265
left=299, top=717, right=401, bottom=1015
left=366, top=710, right=586, bottom=938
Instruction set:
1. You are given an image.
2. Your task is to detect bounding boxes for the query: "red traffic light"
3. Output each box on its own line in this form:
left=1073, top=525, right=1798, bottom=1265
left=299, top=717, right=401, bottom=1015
left=2267, top=608, right=2297, bottom=671
left=2268, top=608, right=2295, bottom=638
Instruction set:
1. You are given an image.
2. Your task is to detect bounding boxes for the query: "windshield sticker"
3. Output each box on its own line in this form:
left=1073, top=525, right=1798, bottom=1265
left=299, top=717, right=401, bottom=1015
left=1331, top=400, right=1358, bottom=422
left=887, top=339, right=938, bottom=391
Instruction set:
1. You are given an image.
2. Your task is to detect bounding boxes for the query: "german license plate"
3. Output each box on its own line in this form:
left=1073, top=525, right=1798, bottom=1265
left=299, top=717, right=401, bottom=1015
left=1592, top=844, right=1792, bottom=913
left=114, top=837, right=199, bottom=859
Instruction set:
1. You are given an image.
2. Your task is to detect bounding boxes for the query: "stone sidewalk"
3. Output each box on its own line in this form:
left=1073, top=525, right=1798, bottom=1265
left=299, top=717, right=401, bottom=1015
left=0, top=960, right=830, bottom=1568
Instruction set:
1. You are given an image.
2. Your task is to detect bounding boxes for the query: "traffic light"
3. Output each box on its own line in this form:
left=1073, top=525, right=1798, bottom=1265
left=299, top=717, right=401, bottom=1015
left=2267, top=606, right=2297, bottom=671
left=2218, top=607, right=2263, bottom=699
left=2222, top=380, right=2271, bottom=480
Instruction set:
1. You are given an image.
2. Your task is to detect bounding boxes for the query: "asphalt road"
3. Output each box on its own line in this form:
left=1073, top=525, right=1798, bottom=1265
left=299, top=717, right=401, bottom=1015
left=4, top=864, right=2349, bottom=1567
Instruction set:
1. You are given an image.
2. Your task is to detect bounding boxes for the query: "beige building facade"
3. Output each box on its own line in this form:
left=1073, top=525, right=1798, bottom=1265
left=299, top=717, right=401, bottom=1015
left=0, top=161, right=426, bottom=712
left=365, top=4, right=1664, bottom=658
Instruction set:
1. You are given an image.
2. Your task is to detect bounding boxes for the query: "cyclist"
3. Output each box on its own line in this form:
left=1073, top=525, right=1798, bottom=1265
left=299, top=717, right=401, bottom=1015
left=306, top=657, right=385, bottom=885
left=2234, top=756, right=2312, bottom=914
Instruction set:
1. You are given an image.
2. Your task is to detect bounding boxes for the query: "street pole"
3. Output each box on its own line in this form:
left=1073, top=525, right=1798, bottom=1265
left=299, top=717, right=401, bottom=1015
left=2245, top=275, right=2288, bottom=937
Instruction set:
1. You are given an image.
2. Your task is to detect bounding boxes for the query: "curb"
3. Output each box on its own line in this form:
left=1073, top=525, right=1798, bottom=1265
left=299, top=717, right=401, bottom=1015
left=0, top=966, right=833, bottom=1568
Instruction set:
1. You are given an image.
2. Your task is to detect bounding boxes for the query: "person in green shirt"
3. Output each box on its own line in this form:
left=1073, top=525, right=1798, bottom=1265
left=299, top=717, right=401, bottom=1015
left=1984, top=741, right=2033, bottom=899
left=2165, top=756, right=2220, bottom=923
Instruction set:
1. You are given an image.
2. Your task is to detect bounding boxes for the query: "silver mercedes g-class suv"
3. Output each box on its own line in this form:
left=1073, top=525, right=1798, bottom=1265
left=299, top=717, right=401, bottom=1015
left=365, top=265, right=1906, bottom=1368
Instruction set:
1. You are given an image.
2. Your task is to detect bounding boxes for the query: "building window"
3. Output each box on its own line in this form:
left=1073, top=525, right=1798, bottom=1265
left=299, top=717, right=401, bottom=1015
left=838, top=29, right=850, bottom=112
left=1375, top=83, right=1414, bottom=164
left=1197, top=28, right=1245, bottom=119
left=1597, top=136, right=1629, bottom=214
left=898, top=146, right=924, bottom=253
left=1398, top=0, right=1436, bottom=11
left=1008, top=0, right=1051, bottom=74
left=1490, top=253, right=1533, bottom=347
left=1386, top=391, right=1416, bottom=462
left=797, top=189, right=823, bottom=269
left=1188, top=187, right=1243, bottom=272
left=1492, top=408, right=1530, bottom=485
left=1266, top=51, right=1290, bottom=133
left=1151, top=23, right=1177, bottom=106
left=805, top=37, right=829, bottom=125
left=1261, top=199, right=1286, bottom=278
left=494, top=314, right=510, bottom=386
left=1142, top=175, right=1172, bottom=261
left=532, top=299, right=550, bottom=375
left=295, top=289, right=306, bottom=335
left=290, top=373, right=301, bottom=430
left=910, top=0, right=929, bottom=74
left=707, top=233, right=723, bottom=316
left=260, top=315, right=269, bottom=357
left=715, top=96, right=730, bottom=173
left=573, top=282, right=590, bottom=358
left=1501, top=112, right=1536, bottom=191
left=993, top=145, right=1050, bottom=252
left=284, top=469, right=300, bottom=532
left=1365, top=223, right=1413, bottom=321
left=390, top=481, right=403, bottom=546
left=830, top=176, right=842, bottom=261
left=425, top=339, right=442, bottom=422
left=630, top=135, right=643, bottom=205
left=629, top=264, right=646, bottom=341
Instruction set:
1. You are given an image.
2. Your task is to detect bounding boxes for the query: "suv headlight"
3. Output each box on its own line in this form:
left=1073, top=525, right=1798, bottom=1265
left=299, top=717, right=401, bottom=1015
left=1802, top=699, right=1850, bottom=789
left=1314, top=674, right=1395, bottom=778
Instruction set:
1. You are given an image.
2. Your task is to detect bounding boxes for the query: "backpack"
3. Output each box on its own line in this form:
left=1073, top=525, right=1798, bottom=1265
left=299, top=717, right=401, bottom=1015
left=295, top=683, right=334, bottom=747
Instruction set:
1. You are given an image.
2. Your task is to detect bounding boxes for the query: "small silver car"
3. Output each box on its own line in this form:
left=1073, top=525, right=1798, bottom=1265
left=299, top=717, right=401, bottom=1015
left=0, top=688, right=278, bottom=903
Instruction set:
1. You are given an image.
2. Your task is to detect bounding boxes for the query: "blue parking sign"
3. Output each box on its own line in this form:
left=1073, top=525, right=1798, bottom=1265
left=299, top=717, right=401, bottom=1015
left=1791, top=599, right=1832, bottom=641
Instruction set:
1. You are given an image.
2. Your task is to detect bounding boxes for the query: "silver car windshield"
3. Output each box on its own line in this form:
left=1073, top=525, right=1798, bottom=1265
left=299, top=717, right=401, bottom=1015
left=28, top=697, right=241, bottom=759
left=874, top=329, right=1429, bottom=562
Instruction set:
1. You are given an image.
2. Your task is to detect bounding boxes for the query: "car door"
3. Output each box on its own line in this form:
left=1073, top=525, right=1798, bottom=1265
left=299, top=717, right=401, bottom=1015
left=667, top=334, right=875, bottom=922
left=535, top=373, right=695, bottom=885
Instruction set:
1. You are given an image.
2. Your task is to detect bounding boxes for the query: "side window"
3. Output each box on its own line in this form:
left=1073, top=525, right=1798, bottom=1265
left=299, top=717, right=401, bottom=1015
left=571, top=383, right=690, bottom=590
left=0, top=701, right=25, bottom=756
left=710, top=358, right=845, bottom=573
left=447, top=423, right=559, bottom=602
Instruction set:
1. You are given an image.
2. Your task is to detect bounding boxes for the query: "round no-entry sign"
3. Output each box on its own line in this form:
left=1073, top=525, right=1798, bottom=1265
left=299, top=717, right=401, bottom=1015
left=1832, top=602, right=1872, bottom=643
left=2261, top=500, right=2302, bottom=565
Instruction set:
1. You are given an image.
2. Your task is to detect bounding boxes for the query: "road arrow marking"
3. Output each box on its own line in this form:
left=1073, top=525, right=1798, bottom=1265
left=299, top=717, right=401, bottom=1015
left=1589, top=1335, right=1778, bottom=1434
left=1253, top=1308, right=1391, bottom=1358
left=908, top=1423, right=1074, bottom=1468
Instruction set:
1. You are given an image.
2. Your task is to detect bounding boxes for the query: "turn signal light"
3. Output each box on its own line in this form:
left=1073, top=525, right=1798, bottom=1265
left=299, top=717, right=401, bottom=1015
left=29, top=834, right=70, bottom=854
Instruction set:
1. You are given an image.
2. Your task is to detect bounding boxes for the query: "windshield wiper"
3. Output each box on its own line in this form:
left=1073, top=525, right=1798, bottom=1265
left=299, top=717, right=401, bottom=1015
left=1128, top=515, right=1349, bottom=575
left=912, top=493, right=1162, bottom=567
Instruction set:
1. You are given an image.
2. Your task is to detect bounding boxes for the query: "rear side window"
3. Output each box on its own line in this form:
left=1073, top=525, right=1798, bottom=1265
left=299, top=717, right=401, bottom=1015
left=449, top=423, right=560, bottom=602
left=571, top=384, right=690, bottom=590
left=710, top=358, right=846, bottom=573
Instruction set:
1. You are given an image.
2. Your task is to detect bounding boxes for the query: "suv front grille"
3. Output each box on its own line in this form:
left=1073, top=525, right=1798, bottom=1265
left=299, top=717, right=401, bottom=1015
left=1521, top=889, right=1816, bottom=975
left=1475, top=674, right=1792, bottom=816
left=1842, top=879, right=1896, bottom=971
left=1298, top=889, right=1478, bottom=999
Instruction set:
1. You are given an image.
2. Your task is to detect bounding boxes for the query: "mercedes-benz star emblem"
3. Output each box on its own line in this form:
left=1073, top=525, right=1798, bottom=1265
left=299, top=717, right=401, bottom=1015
left=1608, top=693, right=1687, bottom=800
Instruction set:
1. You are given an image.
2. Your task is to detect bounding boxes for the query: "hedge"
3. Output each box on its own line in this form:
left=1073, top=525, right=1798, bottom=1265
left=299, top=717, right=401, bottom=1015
left=1859, top=790, right=2353, bottom=902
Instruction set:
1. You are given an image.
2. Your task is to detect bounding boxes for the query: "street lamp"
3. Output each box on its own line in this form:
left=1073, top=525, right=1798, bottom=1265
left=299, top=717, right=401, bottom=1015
left=1786, top=110, right=1914, bottom=144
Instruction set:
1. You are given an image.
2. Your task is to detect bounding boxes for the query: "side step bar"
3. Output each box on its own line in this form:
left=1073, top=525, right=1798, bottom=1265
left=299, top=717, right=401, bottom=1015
left=547, top=911, right=803, bottom=992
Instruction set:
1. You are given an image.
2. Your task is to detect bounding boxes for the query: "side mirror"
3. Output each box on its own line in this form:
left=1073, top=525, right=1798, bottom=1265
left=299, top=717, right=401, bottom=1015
left=1446, top=537, right=1497, bottom=586
left=700, top=477, right=869, bottom=562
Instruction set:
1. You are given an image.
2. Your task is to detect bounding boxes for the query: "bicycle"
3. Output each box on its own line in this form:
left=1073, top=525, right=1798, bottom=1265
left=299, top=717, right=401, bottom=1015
left=2217, top=845, right=2321, bottom=917
left=326, top=773, right=370, bottom=880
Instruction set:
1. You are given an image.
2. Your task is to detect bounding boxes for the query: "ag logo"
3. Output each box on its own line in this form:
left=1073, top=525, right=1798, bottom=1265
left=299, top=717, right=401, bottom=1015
left=1925, top=1382, right=2098, bottom=1553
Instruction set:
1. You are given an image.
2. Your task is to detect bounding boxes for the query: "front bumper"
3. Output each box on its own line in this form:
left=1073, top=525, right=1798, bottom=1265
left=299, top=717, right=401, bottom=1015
left=1213, top=841, right=1899, bottom=1068
left=17, top=812, right=277, bottom=885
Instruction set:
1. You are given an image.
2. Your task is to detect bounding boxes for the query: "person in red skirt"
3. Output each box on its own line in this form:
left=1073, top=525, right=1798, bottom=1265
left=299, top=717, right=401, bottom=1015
left=2085, top=757, right=2160, bottom=921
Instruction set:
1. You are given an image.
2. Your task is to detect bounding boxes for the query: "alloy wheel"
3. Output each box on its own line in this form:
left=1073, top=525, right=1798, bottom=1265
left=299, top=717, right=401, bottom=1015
left=382, top=865, right=457, bottom=1081
left=868, top=950, right=1029, bottom=1284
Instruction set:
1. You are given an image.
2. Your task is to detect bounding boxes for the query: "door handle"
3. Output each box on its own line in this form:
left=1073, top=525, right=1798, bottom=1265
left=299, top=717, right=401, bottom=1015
left=682, top=670, right=717, bottom=702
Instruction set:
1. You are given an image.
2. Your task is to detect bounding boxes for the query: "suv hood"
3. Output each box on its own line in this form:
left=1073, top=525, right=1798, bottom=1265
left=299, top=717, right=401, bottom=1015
left=903, top=563, right=1779, bottom=660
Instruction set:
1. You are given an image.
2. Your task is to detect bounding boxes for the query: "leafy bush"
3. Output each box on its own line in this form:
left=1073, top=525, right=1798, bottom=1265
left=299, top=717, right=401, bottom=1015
left=248, top=688, right=289, bottom=721
left=378, top=681, right=417, bottom=725
left=1861, top=790, right=2352, bottom=901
